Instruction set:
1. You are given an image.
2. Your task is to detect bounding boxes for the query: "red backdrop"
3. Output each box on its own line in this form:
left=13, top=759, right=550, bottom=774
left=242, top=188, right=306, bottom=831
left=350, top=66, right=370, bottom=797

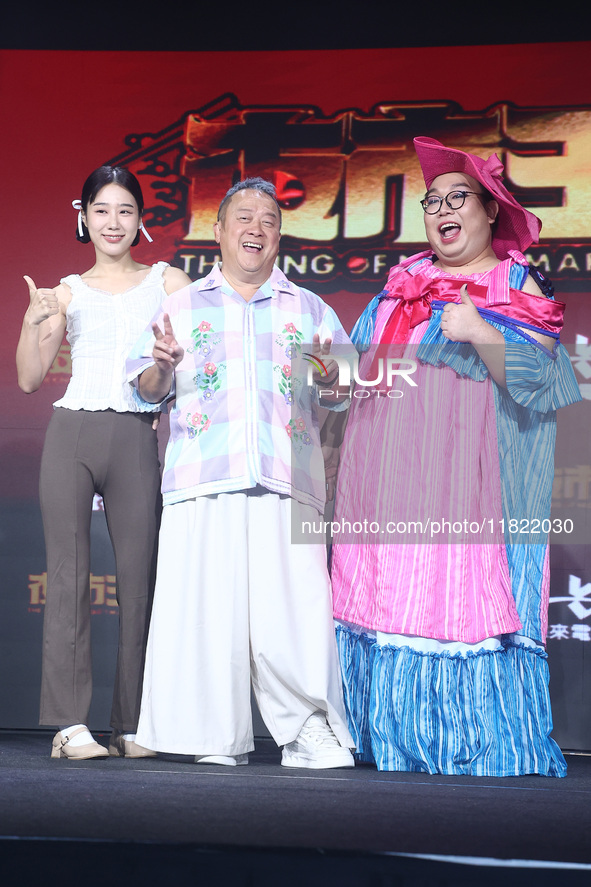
left=1, top=44, right=590, bottom=740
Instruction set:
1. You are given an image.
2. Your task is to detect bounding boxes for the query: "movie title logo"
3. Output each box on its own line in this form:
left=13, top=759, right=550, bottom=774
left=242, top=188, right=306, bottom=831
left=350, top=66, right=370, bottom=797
left=108, top=94, right=591, bottom=288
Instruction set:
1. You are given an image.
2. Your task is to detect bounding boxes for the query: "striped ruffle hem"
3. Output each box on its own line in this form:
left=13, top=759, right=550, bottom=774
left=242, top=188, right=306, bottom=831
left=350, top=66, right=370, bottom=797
left=335, top=623, right=566, bottom=777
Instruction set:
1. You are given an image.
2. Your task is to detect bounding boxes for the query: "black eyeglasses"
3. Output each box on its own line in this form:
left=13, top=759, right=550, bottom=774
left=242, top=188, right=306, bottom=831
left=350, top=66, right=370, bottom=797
left=420, top=190, right=484, bottom=214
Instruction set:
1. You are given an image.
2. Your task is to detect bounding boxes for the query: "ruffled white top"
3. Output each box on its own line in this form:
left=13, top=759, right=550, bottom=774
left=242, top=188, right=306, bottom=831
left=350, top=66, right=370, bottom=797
left=54, top=261, right=168, bottom=413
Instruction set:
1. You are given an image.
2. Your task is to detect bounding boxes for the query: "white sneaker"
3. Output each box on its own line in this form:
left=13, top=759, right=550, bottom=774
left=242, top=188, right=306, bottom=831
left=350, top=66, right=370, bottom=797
left=194, top=754, right=249, bottom=766
left=281, top=711, right=355, bottom=769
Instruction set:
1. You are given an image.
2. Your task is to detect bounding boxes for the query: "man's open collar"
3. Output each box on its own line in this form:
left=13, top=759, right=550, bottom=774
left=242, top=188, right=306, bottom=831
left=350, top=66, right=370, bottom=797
left=195, top=263, right=300, bottom=299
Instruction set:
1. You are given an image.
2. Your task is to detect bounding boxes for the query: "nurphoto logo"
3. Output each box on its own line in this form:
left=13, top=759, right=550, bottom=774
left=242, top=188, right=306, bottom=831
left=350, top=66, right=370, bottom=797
left=304, top=352, right=418, bottom=399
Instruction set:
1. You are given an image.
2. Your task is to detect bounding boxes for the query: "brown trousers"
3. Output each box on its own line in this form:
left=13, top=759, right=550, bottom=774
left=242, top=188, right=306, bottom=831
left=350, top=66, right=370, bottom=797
left=38, top=408, right=161, bottom=731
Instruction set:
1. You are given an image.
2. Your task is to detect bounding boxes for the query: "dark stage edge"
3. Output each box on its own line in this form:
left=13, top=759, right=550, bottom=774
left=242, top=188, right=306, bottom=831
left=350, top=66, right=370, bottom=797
left=1, top=731, right=590, bottom=886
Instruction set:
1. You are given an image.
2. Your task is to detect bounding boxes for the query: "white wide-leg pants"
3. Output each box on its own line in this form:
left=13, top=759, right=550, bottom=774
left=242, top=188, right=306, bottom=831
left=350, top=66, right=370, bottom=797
left=136, top=491, right=354, bottom=756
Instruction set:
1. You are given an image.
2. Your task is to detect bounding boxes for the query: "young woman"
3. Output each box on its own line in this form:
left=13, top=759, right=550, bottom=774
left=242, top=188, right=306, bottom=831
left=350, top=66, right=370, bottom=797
left=16, top=165, right=191, bottom=760
left=330, top=137, right=581, bottom=776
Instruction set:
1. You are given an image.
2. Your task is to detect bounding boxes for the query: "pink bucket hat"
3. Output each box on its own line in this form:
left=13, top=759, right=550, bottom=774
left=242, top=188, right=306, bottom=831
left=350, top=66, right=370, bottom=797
left=413, top=136, right=542, bottom=260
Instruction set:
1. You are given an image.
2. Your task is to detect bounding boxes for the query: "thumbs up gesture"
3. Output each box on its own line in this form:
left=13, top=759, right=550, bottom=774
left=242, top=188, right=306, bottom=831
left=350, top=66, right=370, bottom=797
left=440, top=284, right=484, bottom=343
left=23, top=275, right=60, bottom=326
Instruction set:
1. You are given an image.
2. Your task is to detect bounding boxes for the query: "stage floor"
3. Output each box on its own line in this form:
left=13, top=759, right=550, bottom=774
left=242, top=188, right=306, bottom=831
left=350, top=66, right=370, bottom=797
left=1, top=730, right=590, bottom=885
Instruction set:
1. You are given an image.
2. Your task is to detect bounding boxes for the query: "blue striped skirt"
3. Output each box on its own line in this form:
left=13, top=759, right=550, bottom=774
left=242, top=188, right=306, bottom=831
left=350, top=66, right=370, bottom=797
left=335, top=623, right=566, bottom=777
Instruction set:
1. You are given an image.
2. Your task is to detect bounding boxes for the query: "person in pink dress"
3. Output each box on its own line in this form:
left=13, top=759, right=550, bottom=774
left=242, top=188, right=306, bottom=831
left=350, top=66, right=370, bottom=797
left=330, top=137, right=581, bottom=776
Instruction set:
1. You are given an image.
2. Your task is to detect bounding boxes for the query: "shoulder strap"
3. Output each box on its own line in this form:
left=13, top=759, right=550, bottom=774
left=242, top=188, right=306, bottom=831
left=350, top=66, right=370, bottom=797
left=528, top=266, right=555, bottom=299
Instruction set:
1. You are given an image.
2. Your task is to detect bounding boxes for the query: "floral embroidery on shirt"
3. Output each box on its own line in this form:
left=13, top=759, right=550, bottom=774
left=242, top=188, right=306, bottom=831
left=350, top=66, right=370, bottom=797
left=187, top=320, right=222, bottom=358
left=186, top=411, right=211, bottom=439
left=193, top=361, right=227, bottom=402
left=276, top=322, right=304, bottom=360
left=274, top=323, right=305, bottom=405
left=274, top=362, right=295, bottom=405
left=285, top=417, right=312, bottom=452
